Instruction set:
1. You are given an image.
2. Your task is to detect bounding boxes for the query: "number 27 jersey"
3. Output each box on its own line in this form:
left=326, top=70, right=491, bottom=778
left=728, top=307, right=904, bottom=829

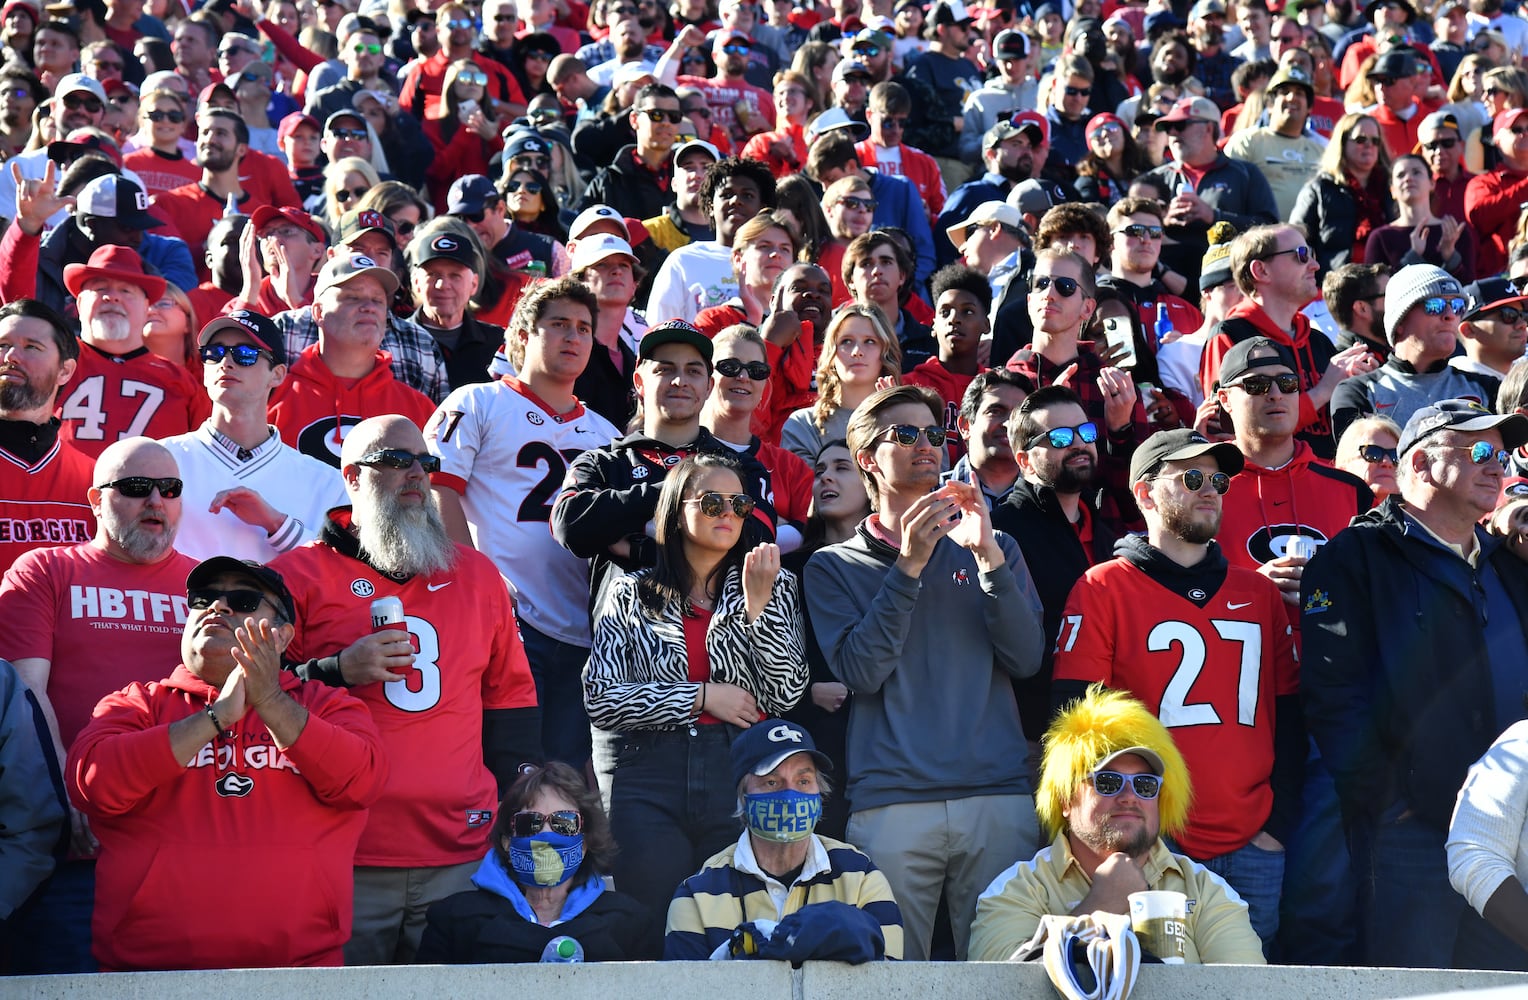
left=1052, top=554, right=1298, bottom=860
left=426, top=377, right=619, bottom=647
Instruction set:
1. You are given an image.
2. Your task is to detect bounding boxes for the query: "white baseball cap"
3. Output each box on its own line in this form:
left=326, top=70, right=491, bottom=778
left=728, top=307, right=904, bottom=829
left=570, top=233, right=637, bottom=271
left=945, top=200, right=1022, bottom=251
left=568, top=204, right=629, bottom=241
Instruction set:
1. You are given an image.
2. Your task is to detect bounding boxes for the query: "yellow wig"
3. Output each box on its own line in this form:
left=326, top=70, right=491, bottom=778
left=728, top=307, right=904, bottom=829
left=1036, top=684, right=1194, bottom=840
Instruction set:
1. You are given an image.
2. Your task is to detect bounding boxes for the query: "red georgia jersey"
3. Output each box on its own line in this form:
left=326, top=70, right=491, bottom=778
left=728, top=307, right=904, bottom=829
left=273, top=538, right=537, bottom=867
left=1052, top=557, right=1298, bottom=859
left=0, top=439, right=96, bottom=573
left=57, top=344, right=210, bottom=459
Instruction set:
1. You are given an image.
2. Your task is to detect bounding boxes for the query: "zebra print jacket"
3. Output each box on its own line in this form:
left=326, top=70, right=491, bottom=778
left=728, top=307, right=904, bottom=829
left=584, top=566, right=808, bottom=732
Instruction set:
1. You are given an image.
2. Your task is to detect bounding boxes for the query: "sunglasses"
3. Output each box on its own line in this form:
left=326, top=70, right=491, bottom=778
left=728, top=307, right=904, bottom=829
left=715, top=357, right=771, bottom=380
left=237, top=70, right=270, bottom=86
left=95, top=476, right=184, bottom=498
left=526, top=50, right=554, bottom=60
left=457, top=208, right=488, bottom=223
left=1159, top=120, right=1201, bottom=134
left=147, top=109, right=186, bottom=123
left=187, top=588, right=272, bottom=614
left=62, top=94, right=104, bottom=113
left=515, top=154, right=551, bottom=168
left=1346, top=134, right=1381, bottom=146
left=1447, top=441, right=1511, bottom=468
left=1030, top=274, right=1080, bottom=297
left=1089, top=122, right=1123, bottom=138
left=1263, top=245, right=1311, bottom=264
left=837, top=195, right=877, bottom=211
left=1115, top=223, right=1163, bottom=241
left=1226, top=372, right=1301, bottom=395
left=356, top=448, right=442, bottom=473
left=722, top=43, right=752, bottom=55
left=1422, top=296, right=1466, bottom=315
left=200, top=343, right=274, bottom=366
left=1064, top=85, right=1092, bottom=96
left=1154, top=468, right=1231, bottom=494
left=456, top=70, right=488, bottom=86
left=685, top=491, right=757, bottom=517
left=445, top=17, right=475, bottom=28
left=511, top=809, right=582, bottom=838
left=94, top=60, right=125, bottom=72
left=684, top=104, right=712, bottom=118
left=1089, top=770, right=1162, bottom=799
left=879, top=423, right=948, bottom=448
left=876, top=116, right=907, bottom=129
left=335, top=186, right=370, bottom=204
left=353, top=42, right=382, bottom=54
left=637, top=107, right=685, bottom=124
left=392, top=218, right=416, bottom=236
left=1491, top=305, right=1526, bottom=324
left=330, top=127, right=369, bottom=140
left=494, top=11, right=519, bottom=19
left=1423, top=137, right=1458, bottom=151
left=1358, top=444, right=1398, bottom=464
left=1026, top=421, right=1098, bottom=450
left=505, top=179, right=543, bottom=194
left=853, top=43, right=883, bottom=57
left=4, top=86, right=29, bottom=98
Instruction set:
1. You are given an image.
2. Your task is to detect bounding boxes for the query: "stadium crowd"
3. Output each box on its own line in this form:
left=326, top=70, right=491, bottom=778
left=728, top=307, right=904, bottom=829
left=10, top=0, right=1528, bottom=977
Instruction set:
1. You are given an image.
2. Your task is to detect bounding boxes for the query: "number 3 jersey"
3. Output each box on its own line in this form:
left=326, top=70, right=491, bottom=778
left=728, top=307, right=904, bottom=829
left=274, top=510, right=539, bottom=867
left=425, top=376, right=619, bottom=647
left=1052, top=536, right=1298, bottom=860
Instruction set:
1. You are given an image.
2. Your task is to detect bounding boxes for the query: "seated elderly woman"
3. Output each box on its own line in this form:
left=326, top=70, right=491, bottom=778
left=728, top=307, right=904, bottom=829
left=416, top=762, right=658, bottom=963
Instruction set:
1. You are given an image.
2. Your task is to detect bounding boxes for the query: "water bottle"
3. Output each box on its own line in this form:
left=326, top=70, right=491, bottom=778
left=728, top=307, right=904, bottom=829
left=223, top=193, right=243, bottom=218
left=540, top=935, right=583, bottom=963
left=1154, top=302, right=1172, bottom=347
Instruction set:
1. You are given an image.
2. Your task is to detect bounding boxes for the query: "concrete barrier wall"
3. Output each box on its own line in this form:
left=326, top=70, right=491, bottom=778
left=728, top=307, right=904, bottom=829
left=6, top=961, right=1528, bottom=1000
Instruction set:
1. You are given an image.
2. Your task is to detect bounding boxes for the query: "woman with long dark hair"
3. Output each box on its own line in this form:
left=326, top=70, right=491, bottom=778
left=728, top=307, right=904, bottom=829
left=504, top=167, right=566, bottom=241
left=423, top=59, right=505, bottom=214
left=1074, top=112, right=1153, bottom=204
left=585, top=453, right=807, bottom=935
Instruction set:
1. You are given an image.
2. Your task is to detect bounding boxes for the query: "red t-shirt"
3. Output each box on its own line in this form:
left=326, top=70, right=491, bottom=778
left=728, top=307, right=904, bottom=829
left=122, top=147, right=203, bottom=200
left=684, top=605, right=723, bottom=725
left=274, top=523, right=539, bottom=867
left=57, top=344, right=211, bottom=460
left=1052, top=555, right=1298, bottom=859
left=0, top=437, right=96, bottom=574
left=0, top=542, right=198, bottom=750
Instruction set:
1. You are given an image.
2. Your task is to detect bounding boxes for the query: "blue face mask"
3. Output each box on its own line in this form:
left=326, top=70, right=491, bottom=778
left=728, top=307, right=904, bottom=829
left=743, top=789, right=822, bottom=843
left=509, top=831, right=585, bottom=887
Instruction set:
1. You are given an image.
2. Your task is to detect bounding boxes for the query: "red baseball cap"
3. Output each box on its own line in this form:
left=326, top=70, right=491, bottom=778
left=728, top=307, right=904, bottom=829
left=252, top=205, right=327, bottom=244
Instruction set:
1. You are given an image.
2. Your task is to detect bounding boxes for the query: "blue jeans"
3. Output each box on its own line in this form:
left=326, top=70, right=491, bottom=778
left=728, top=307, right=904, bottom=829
left=1196, top=838, right=1285, bottom=959
left=1350, top=806, right=1466, bottom=968
left=597, top=725, right=741, bottom=937
left=519, top=621, right=592, bottom=770
left=1279, top=745, right=1359, bottom=965
left=8, top=859, right=96, bottom=974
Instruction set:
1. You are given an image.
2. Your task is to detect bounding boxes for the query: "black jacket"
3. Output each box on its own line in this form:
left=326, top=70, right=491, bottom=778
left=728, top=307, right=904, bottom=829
left=416, top=882, right=657, bottom=963
left=581, top=144, right=673, bottom=221
left=409, top=309, right=503, bottom=390
left=1302, top=496, right=1528, bottom=831
left=991, top=476, right=1117, bottom=740
left=1290, top=172, right=1396, bottom=276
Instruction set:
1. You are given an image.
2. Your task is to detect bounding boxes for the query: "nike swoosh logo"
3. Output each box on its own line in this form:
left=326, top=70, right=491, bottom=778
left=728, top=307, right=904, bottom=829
left=1227, top=601, right=1252, bottom=610
left=426, top=582, right=451, bottom=592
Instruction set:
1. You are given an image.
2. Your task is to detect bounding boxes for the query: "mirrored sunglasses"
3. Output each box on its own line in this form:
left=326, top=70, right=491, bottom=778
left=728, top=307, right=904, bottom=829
left=1090, top=770, right=1162, bottom=799
left=1227, top=373, right=1301, bottom=395
left=355, top=448, right=442, bottom=473
left=1026, top=421, right=1098, bottom=449
left=511, top=809, right=582, bottom=837
left=1155, top=468, right=1231, bottom=494
left=685, top=491, right=756, bottom=517
left=880, top=424, right=948, bottom=448
left=200, top=343, right=274, bottom=366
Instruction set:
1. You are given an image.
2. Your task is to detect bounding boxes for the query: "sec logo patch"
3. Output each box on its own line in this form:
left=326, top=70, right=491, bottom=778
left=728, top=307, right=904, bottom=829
left=527, top=411, right=545, bottom=426
left=351, top=579, right=376, bottom=597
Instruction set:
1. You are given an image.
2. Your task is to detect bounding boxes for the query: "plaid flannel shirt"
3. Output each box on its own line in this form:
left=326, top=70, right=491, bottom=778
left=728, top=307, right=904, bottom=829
left=274, top=308, right=450, bottom=403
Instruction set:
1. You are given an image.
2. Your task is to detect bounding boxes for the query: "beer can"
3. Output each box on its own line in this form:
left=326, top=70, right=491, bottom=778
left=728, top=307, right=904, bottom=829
left=371, top=596, right=406, bottom=632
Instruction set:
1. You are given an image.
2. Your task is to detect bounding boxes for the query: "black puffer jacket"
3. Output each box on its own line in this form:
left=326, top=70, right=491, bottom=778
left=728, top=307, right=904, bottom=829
left=1290, top=172, right=1396, bottom=275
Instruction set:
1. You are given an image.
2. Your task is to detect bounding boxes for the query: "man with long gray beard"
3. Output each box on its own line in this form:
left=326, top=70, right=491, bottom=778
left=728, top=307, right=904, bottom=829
left=0, top=435, right=199, bottom=974
left=272, top=413, right=540, bottom=966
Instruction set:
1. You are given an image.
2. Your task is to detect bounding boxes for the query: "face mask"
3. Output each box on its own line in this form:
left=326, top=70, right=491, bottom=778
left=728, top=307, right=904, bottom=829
left=744, top=788, right=823, bottom=843
left=509, top=831, right=585, bottom=887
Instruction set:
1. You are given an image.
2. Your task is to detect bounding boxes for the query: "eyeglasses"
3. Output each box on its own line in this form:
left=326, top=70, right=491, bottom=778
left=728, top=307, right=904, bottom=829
left=1346, top=134, right=1381, bottom=146
left=1262, top=244, right=1311, bottom=264
left=1025, top=421, right=1098, bottom=449
left=715, top=357, right=770, bottom=380
left=355, top=448, right=442, bottom=473
left=684, top=104, right=712, bottom=118
left=1089, top=122, right=1123, bottom=138
left=684, top=491, right=756, bottom=517
left=200, top=343, right=274, bottom=366
left=353, top=42, right=383, bottom=54
left=852, top=43, right=883, bottom=57
left=445, top=17, right=475, bottom=28
left=1423, top=137, right=1459, bottom=150
left=147, top=109, right=186, bottom=123
left=1115, top=223, right=1163, bottom=241
left=505, top=179, right=543, bottom=194
left=62, top=94, right=104, bottom=114
left=1153, top=468, right=1231, bottom=494
left=1089, top=770, right=1162, bottom=799
left=329, top=127, right=369, bottom=140
left=1226, top=372, right=1301, bottom=395
left=95, top=476, right=184, bottom=498
left=1422, top=296, right=1466, bottom=315
left=876, top=115, right=907, bottom=129
left=878, top=424, right=948, bottom=448
left=1064, top=85, right=1092, bottom=96
left=456, top=70, right=488, bottom=86
left=1445, top=441, right=1511, bottom=468
left=1358, top=444, right=1398, bottom=464
left=510, top=809, right=582, bottom=838
left=514, top=154, right=551, bottom=169
left=637, top=107, right=685, bottom=124
left=187, top=588, right=272, bottom=614
left=1030, top=274, right=1080, bottom=297
left=722, top=43, right=752, bottom=55
left=836, top=195, right=876, bottom=211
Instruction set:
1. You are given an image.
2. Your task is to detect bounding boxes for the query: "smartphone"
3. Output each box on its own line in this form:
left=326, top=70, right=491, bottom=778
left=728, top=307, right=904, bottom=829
left=1101, top=317, right=1137, bottom=369
left=459, top=99, right=479, bottom=118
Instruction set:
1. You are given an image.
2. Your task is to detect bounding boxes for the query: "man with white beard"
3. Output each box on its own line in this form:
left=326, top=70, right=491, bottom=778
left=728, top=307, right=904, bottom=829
left=271, top=413, right=541, bottom=966
left=53, top=244, right=209, bottom=459
left=0, top=435, right=199, bottom=974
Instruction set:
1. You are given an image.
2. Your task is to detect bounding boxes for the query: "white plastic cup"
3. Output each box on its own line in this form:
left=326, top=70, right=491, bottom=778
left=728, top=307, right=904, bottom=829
left=1128, top=889, right=1188, bottom=964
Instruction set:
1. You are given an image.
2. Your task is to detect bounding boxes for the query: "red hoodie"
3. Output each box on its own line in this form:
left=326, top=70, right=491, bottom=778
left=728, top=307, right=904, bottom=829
left=1200, top=300, right=1341, bottom=450
left=267, top=344, right=437, bottom=466
left=67, top=665, right=387, bottom=971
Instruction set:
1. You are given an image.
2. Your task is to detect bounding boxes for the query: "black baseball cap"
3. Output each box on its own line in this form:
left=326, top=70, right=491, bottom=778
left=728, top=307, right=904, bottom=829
left=639, top=319, right=713, bottom=363
left=1217, top=336, right=1297, bottom=386
left=1129, top=428, right=1245, bottom=484
left=413, top=230, right=480, bottom=270
left=185, top=557, right=297, bottom=624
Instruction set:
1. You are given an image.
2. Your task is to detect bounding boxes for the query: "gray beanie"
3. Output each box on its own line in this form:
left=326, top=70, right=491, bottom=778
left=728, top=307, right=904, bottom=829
left=1383, top=264, right=1464, bottom=343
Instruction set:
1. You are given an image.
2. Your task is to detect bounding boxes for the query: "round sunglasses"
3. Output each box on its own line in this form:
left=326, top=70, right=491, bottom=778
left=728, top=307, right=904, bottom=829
left=684, top=491, right=756, bottom=517
left=1445, top=441, right=1511, bottom=468
left=879, top=424, right=948, bottom=448
left=511, top=809, right=582, bottom=837
left=1153, top=468, right=1231, bottom=494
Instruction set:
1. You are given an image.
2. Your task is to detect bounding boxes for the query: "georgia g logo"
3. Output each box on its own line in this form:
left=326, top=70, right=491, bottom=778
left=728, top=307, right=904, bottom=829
left=215, top=773, right=254, bottom=797
left=1247, top=524, right=1328, bottom=564
left=296, top=415, right=365, bottom=468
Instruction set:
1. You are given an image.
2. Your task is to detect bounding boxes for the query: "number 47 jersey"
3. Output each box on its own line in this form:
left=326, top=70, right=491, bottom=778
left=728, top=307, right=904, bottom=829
left=1051, top=541, right=1298, bottom=861
left=426, top=376, right=620, bottom=647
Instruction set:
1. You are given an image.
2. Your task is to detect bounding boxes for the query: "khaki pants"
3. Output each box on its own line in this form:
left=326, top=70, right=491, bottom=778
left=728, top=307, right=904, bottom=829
left=847, top=794, right=1039, bottom=961
left=345, top=860, right=478, bottom=965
